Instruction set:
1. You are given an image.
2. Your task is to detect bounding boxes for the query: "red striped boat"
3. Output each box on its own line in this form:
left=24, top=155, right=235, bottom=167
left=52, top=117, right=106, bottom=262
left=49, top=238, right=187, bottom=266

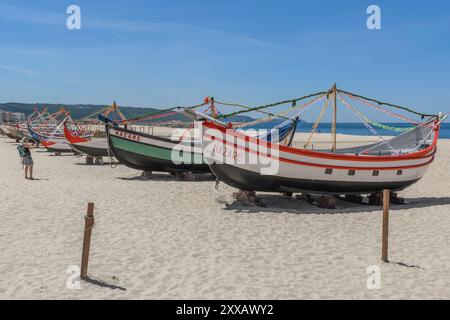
left=63, top=123, right=109, bottom=157
left=200, top=112, right=446, bottom=195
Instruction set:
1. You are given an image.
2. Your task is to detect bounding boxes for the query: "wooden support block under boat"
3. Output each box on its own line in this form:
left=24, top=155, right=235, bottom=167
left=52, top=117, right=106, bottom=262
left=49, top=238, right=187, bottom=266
left=337, top=194, right=364, bottom=204
left=233, top=190, right=263, bottom=206
left=178, top=172, right=194, bottom=181
left=369, top=191, right=406, bottom=206
left=295, top=193, right=314, bottom=204
left=94, top=157, right=103, bottom=165
left=86, top=156, right=94, bottom=165
left=369, top=192, right=383, bottom=206
left=142, top=171, right=153, bottom=179
left=389, top=192, right=406, bottom=205
left=318, top=196, right=336, bottom=209
left=174, top=172, right=215, bottom=181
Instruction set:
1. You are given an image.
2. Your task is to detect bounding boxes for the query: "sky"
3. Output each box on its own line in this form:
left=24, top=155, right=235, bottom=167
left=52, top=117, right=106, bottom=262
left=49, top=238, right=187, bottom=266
left=0, top=0, right=449, bottom=122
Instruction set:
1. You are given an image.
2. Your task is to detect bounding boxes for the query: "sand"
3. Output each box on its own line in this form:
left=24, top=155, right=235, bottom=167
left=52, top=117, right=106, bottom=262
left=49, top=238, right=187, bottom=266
left=0, top=133, right=449, bottom=300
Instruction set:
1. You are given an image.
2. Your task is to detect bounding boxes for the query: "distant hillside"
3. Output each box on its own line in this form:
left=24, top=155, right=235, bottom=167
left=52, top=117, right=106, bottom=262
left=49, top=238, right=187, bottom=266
left=0, top=102, right=160, bottom=120
left=0, top=102, right=254, bottom=123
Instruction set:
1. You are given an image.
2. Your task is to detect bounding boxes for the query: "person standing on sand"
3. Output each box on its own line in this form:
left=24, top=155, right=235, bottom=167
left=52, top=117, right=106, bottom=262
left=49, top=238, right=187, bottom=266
left=21, top=140, right=34, bottom=180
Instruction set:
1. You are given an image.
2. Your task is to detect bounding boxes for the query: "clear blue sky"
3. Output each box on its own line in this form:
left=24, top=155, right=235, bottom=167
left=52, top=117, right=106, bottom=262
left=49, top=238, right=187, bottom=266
left=0, top=0, right=449, bottom=121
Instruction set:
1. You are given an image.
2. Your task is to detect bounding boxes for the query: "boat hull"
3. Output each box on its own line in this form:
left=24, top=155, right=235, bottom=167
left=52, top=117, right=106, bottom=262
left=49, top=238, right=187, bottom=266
left=40, top=136, right=74, bottom=153
left=209, top=163, right=421, bottom=194
left=63, top=124, right=109, bottom=157
left=201, top=121, right=438, bottom=195
left=68, top=140, right=109, bottom=157
left=107, top=125, right=210, bottom=173
left=0, top=125, right=9, bottom=135
left=6, top=126, right=24, bottom=140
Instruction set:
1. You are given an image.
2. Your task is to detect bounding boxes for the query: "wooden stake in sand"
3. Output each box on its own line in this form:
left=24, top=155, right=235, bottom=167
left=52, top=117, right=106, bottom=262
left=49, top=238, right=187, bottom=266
left=381, top=190, right=390, bottom=262
left=80, top=202, right=95, bottom=279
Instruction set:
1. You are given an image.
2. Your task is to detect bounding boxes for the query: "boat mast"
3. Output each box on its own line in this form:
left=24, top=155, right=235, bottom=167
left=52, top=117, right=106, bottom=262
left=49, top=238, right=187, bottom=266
left=210, top=97, right=218, bottom=118
left=332, top=83, right=337, bottom=153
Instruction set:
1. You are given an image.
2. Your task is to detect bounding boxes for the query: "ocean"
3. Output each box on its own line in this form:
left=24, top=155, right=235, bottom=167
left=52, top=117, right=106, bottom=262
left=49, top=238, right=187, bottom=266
left=255, top=122, right=450, bottom=139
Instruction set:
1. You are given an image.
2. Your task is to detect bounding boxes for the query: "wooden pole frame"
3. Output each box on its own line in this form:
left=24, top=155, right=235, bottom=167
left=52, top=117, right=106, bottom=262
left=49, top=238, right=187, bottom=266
left=382, top=190, right=390, bottom=262
left=331, top=83, right=337, bottom=153
left=80, top=202, right=95, bottom=279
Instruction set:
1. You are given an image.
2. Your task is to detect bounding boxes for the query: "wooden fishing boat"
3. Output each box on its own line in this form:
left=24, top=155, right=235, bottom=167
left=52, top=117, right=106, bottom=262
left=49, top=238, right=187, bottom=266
left=0, top=108, right=45, bottom=141
left=105, top=123, right=210, bottom=173
left=63, top=122, right=109, bottom=157
left=5, top=124, right=24, bottom=140
left=28, top=124, right=74, bottom=153
left=101, top=99, right=298, bottom=174
left=200, top=86, right=447, bottom=195
left=100, top=101, right=212, bottom=173
left=23, top=108, right=62, bottom=141
left=40, top=138, right=74, bottom=153
left=27, top=114, right=84, bottom=153
left=0, top=124, right=15, bottom=139
left=63, top=101, right=128, bottom=158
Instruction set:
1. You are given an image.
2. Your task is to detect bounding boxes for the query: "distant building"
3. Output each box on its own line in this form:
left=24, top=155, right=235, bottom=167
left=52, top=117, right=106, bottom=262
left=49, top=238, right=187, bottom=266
left=0, top=110, right=25, bottom=123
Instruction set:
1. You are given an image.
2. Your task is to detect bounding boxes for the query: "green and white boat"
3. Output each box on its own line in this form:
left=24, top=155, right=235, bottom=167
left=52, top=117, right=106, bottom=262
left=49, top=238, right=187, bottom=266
left=105, top=123, right=210, bottom=173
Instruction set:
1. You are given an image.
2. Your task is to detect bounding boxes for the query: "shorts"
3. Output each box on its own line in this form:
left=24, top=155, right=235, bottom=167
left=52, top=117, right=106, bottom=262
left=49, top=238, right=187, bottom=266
left=23, top=155, right=34, bottom=166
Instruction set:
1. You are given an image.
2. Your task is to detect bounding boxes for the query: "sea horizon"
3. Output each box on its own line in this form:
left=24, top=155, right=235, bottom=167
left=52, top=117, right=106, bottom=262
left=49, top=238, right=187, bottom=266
left=254, top=122, right=450, bottom=139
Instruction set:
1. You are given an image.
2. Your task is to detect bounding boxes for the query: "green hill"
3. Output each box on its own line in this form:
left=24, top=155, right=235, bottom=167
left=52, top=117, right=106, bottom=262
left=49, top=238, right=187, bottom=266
left=0, top=103, right=159, bottom=120
left=0, top=102, right=254, bottom=123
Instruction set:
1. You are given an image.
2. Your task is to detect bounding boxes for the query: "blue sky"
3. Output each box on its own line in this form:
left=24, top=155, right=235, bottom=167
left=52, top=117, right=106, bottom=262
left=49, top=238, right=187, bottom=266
left=0, top=0, right=449, bottom=122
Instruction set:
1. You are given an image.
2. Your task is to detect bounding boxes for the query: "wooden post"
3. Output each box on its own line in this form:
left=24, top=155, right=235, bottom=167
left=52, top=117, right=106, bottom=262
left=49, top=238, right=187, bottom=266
left=381, top=190, right=390, bottom=262
left=80, top=202, right=95, bottom=279
left=331, top=83, right=337, bottom=153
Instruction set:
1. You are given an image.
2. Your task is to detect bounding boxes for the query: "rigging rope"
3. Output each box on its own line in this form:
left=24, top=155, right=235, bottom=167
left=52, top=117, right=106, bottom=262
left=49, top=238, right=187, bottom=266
left=129, top=110, right=180, bottom=123
left=338, top=92, right=393, bottom=150
left=233, top=94, right=325, bottom=129
left=304, top=96, right=330, bottom=149
left=214, top=100, right=291, bottom=121
left=80, top=105, right=112, bottom=122
left=338, top=89, right=438, bottom=119
left=178, top=123, right=195, bottom=141
left=215, top=91, right=327, bottom=119
left=343, top=92, right=419, bottom=125
left=121, top=101, right=209, bottom=124
left=338, top=93, right=415, bottom=132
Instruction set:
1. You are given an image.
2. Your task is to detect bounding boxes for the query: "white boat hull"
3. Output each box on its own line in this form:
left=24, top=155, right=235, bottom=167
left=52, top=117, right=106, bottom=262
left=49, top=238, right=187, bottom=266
left=201, top=121, right=438, bottom=194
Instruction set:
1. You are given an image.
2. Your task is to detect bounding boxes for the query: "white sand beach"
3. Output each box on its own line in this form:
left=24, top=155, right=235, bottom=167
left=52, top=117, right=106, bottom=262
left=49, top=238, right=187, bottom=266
left=0, top=134, right=449, bottom=300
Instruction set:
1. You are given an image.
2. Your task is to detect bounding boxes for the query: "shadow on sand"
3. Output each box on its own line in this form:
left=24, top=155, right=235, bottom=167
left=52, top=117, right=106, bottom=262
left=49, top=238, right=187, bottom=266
left=389, top=261, right=426, bottom=270
left=73, top=161, right=120, bottom=166
left=222, top=195, right=450, bottom=215
left=82, top=277, right=126, bottom=291
left=48, top=154, right=76, bottom=157
left=118, top=173, right=215, bottom=182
